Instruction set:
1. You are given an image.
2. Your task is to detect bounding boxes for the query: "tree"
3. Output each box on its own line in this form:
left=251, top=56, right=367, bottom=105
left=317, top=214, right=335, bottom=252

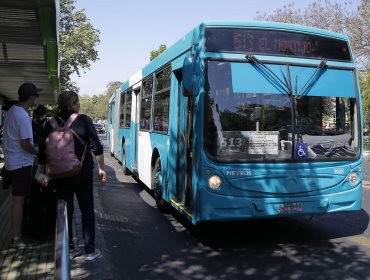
left=91, top=95, right=99, bottom=105
left=150, top=44, right=167, bottom=61
left=103, top=81, right=122, bottom=98
left=361, top=71, right=370, bottom=126
left=78, top=81, right=121, bottom=120
left=256, top=0, right=369, bottom=69
left=346, top=0, right=370, bottom=69
left=94, top=81, right=122, bottom=119
left=59, top=0, right=100, bottom=91
left=79, top=94, right=95, bottom=116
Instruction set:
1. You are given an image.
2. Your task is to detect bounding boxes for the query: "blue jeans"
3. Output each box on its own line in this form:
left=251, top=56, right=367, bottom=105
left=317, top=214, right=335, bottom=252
left=51, top=167, right=95, bottom=254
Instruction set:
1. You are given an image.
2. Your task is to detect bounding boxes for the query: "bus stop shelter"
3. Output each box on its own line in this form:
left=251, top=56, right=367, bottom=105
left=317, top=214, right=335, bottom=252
left=0, top=0, right=59, bottom=108
left=0, top=1, right=61, bottom=278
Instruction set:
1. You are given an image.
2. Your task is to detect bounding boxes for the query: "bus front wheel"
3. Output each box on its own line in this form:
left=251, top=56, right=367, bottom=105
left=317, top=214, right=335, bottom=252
left=153, top=158, right=170, bottom=213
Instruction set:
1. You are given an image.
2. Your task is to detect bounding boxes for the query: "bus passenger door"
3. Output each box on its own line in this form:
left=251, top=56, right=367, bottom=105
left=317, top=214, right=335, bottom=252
left=132, top=89, right=140, bottom=171
left=176, top=76, right=193, bottom=207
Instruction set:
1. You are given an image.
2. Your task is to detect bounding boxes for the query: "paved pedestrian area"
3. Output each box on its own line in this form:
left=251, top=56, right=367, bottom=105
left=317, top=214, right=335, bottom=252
left=0, top=192, right=55, bottom=279
left=0, top=162, right=112, bottom=279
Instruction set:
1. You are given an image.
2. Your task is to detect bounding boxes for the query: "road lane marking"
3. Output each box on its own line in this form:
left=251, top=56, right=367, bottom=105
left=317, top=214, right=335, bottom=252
left=347, top=235, right=370, bottom=249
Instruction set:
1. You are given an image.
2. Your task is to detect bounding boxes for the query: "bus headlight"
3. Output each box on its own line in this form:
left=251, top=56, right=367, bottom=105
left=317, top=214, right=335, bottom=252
left=208, top=175, right=222, bottom=190
left=348, top=172, right=359, bottom=185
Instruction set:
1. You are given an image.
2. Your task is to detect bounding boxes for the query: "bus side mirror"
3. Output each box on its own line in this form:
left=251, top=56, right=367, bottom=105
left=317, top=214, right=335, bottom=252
left=182, top=56, right=194, bottom=97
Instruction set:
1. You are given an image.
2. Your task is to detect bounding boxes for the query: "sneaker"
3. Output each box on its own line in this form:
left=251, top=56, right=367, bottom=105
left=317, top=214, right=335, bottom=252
left=70, top=247, right=82, bottom=259
left=85, top=249, right=101, bottom=261
left=11, top=236, right=24, bottom=246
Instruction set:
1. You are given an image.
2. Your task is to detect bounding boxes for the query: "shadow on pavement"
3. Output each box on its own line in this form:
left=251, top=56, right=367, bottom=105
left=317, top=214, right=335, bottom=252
left=96, top=143, right=370, bottom=280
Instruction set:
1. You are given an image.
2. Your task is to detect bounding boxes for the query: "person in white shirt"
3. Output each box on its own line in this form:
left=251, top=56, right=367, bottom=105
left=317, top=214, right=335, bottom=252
left=2, top=82, right=40, bottom=242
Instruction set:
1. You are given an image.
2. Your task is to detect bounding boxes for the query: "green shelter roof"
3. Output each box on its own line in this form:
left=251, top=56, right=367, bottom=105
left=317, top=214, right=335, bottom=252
left=0, top=0, right=59, bottom=104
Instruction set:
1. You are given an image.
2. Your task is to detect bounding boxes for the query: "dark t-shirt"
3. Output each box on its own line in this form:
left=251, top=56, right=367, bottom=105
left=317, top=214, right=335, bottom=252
left=33, top=117, right=47, bottom=147
left=39, top=111, right=103, bottom=170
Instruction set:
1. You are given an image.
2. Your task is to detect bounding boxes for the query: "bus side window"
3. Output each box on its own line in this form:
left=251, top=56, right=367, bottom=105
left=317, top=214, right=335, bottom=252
left=140, top=118, right=146, bottom=129
left=153, top=116, right=163, bottom=131
left=140, top=77, right=153, bottom=131
left=153, top=65, right=171, bottom=133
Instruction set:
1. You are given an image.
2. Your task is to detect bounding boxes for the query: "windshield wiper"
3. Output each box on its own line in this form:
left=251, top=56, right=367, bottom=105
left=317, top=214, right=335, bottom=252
left=296, top=60, right=327, bottom=99
left=246, top=54, right=301, bottom=148
left=246, top=54, right=290, bottom=95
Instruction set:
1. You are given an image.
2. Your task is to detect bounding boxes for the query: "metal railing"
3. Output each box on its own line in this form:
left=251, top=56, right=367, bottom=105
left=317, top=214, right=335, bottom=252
left=54, top=199, right=70, bottom=280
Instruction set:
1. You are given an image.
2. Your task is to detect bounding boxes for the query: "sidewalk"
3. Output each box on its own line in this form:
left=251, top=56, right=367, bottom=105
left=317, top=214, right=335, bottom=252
left=0, top=189, right=55, bottom=279
left=0, top=162, right=112, bottom=279
left=69, top=192, right=113, bottom=279
left=0, top=162, right=10, bottom=209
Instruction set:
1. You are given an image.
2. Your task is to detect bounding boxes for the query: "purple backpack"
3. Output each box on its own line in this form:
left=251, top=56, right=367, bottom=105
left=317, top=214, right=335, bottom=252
left=45, top=113, right=87, bottom=178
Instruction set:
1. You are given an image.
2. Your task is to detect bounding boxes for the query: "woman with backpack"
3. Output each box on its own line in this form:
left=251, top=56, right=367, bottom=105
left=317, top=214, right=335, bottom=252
left=38, top=90, right=107, bottom=261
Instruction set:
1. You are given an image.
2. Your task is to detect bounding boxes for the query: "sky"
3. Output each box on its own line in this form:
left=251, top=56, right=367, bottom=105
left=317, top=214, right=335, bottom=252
left=72, top=0, right=360, bottom=96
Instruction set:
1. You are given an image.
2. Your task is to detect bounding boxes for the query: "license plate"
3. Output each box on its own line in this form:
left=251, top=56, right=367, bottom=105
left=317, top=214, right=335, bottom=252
left=277, top=202, right=303, bottom=213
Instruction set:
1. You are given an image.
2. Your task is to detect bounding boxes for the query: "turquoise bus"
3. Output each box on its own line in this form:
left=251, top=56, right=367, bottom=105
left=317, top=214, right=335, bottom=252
left=109, top=21, right=364, bottom=224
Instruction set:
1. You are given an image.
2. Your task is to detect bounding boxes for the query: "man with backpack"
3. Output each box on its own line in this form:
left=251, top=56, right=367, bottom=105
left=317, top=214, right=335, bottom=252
left=2, top=82, right=40, bottom=243
left=38, top=90, right=107, bottom=261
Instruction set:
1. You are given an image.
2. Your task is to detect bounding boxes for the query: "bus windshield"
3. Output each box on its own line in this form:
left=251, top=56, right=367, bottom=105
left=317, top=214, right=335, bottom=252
left=205, top=60, right=360, bottom=162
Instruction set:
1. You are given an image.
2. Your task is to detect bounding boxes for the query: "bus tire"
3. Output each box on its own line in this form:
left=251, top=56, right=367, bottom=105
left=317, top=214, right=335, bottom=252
left=122, top=143, right=130, bottom=175
left=153, top=158, right=170, bottom=213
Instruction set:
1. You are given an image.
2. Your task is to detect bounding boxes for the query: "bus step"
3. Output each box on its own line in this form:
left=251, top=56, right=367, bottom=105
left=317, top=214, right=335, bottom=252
left=170, top=198, right=192, bottom=220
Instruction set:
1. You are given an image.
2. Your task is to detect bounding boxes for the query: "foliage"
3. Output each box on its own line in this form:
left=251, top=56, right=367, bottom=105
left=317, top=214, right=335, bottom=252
left=256, top=0, right=369, bottom=70
left=79, top=81, right=122, bottom=120
left=150, top=44, right=167, bottom=61
left=361, top=71, right=370, bottom=126
left=347, top=0, right=370, bottom=69
left=59, top=0, right=100, bottom=92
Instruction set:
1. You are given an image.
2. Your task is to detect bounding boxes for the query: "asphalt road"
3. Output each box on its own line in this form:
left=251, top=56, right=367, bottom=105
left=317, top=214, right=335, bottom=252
left=96, top=137, right=370, bottom=280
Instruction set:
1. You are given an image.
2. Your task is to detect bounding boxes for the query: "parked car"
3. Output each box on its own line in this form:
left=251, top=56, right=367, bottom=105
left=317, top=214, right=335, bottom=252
left=94, top=123, right=105, bottom=134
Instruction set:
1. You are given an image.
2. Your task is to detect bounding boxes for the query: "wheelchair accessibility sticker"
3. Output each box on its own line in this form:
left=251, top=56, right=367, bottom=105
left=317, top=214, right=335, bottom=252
left=295, top=143, right=308, bottom=159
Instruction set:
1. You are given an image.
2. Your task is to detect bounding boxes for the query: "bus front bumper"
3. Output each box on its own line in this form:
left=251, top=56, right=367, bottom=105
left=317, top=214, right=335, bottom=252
left=196, top=183, right=362, bottom=223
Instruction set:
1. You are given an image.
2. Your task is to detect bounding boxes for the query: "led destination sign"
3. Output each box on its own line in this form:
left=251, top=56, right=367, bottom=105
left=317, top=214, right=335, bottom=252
left=205, top=28, right=351, bottom=61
